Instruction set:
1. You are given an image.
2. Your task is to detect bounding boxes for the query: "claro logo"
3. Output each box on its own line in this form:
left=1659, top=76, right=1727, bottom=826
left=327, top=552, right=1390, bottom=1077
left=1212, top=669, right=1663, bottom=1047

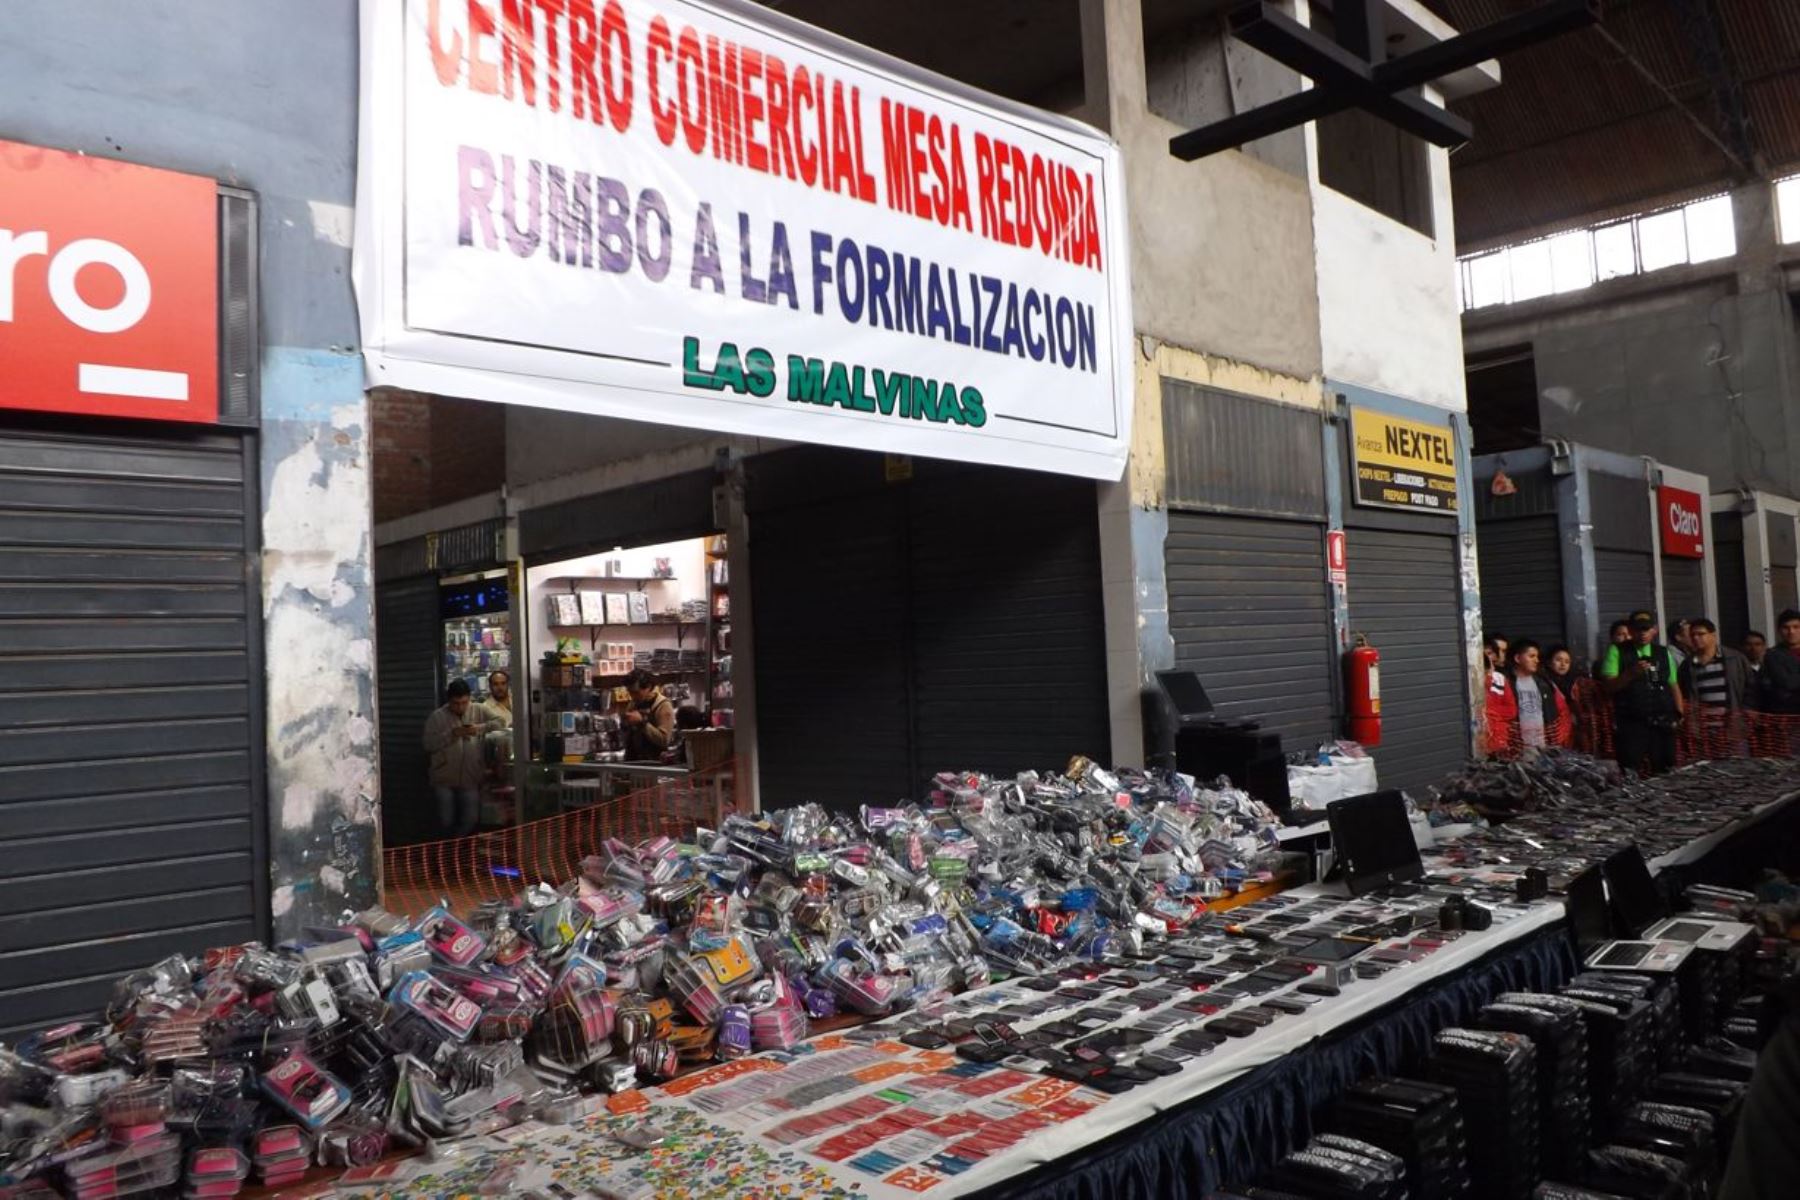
left=0, top=140, right=218, bottom=423
left=1658, top=485, right=1707, bottom=559
left=1, top=231, right=164, bottom=391
left=1666, top=499, right=1701, bottom=537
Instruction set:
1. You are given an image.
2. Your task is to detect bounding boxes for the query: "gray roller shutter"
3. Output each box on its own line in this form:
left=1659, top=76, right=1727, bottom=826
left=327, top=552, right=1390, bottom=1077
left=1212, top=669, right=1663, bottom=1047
left=1345, top=529, right=1466, bottom=792
left=1475, top=516, right=1565, bottom=652
left=1770, top=513, right=1799, bottom=620
left=0, top=419, right=263, bottom=1040
left=1596, top=549, right=1656, bottom=631
left=1166, top=513, right=1334, bottom=748
left=750, top=486, right=912, bottom=810
left=1661, top=557, right=1706, bottom=630
left=909, top=470, right=1109, bottom=780
left=1712, top=514, right=1748, bottom=644
left=375, top=576, right=444, bottom=845
left=749, top=451, right=1107, bottom=813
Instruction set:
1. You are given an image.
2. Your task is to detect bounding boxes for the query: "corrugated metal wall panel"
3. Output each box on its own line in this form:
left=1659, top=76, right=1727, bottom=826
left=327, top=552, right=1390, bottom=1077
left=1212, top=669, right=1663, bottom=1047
left=0, top=420, right=261, bottom=1040
left=1661, top=557, right=1707, bottom=629
left=1166, top=513, right=1335, bottom=748
left=375, top=576, right=444, bottom=845
left=1162, top=383, right=1326, bottom=519
left=1345, top=529, right=1466, bottom=792
left=751, top=488, right=913, bottom=811
left=1476, top=517, right=1566, bottom=651
left=1590, top=472, right=1652, bottom=552
left=520, top=470, right=716, bottom=563
left=1473, top=465, right=1559, bottom=521
left=909, top=472, right=1109, bottom=779
left=1595, top=549, right=1657, bottom=629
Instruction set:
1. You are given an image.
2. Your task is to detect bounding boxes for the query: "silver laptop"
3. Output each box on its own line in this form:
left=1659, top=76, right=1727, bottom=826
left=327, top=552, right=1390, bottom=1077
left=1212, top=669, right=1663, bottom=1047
left=1643, top=914, right=1754, bottom=954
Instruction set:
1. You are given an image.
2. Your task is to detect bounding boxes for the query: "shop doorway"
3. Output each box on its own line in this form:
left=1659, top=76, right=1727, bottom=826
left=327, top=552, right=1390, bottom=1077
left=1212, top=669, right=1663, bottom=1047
left=521, top=532, right=734, bottom=825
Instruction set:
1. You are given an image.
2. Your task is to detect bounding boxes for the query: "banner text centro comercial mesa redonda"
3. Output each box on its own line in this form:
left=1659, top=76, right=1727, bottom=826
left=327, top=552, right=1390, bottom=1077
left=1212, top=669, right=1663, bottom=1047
left=354, top=0, right=1132, bottom=480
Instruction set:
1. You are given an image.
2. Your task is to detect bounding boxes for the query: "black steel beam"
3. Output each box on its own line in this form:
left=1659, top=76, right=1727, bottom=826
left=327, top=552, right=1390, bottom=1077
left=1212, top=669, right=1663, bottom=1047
left=1170, top=88, right=1351, bottom=160
left=1229, top=3, right=1471, bottom=147
left=1335, top=0, right=1386, bottom=65
left=1670, top=0, right=1758, bottom=172
left=1170, top=0, right=1594, bottom=163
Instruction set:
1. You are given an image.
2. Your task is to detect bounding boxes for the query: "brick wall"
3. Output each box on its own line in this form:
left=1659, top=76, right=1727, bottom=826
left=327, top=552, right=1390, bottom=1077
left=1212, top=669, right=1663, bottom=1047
left=370, top=391, right=509, bottom=524
left=429, top=396, right=508, bottom=509
left=371, top=390, right=431, bottom=524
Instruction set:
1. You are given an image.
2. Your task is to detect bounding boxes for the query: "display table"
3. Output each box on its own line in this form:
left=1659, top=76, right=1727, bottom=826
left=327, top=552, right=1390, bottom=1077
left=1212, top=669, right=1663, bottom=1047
left=298, top=778, right=1800, bottom=1200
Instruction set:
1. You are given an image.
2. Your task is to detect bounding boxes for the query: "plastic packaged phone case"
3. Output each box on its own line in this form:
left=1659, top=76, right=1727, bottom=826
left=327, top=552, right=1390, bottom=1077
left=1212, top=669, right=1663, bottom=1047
left=415, top=906, right=487, bottom=967
left=389, top=971, right=483, bottom=1042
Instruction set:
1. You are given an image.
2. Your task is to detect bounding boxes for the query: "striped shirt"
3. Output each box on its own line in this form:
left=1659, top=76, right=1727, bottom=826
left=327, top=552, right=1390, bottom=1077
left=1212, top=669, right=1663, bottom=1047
left=1691, top=658, right=1729, bottom=709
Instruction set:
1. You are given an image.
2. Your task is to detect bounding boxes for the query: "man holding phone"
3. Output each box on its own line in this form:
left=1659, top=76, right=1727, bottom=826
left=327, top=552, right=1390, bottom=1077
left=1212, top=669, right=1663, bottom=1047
left=422, top=679, right=505, bottom=836
left=1597, top=609, right=1684, bottom=774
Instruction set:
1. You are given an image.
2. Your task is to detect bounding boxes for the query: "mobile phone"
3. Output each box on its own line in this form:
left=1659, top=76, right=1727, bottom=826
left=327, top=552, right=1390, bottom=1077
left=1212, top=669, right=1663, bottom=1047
left=955, top=1043, right=1009, bottom=1064
left=1017, top=976, right=1061, bottom=992
left=901, top=1030, right=949, bottom=1050
left=1205, top=1017, right=1258, bottom=1038
left=1133, top=1055, right=1184, bottom=1077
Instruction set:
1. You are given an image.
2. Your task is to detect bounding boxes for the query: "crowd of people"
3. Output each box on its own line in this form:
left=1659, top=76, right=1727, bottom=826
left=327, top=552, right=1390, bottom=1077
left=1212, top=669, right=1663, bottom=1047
left=1485, top=607, right=1800, bottom=774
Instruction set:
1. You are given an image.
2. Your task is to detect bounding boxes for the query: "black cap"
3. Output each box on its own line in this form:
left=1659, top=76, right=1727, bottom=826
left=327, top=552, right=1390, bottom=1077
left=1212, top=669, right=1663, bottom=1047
left=1629, top=609, right=1656, bottom=631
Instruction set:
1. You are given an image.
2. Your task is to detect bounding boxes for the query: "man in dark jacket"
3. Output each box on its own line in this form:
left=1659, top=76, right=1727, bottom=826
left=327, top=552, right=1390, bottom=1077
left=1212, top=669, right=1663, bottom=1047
left=1679, top=619, right=1754, bottom=712
left=1757, top=609, right=1800, bottom=715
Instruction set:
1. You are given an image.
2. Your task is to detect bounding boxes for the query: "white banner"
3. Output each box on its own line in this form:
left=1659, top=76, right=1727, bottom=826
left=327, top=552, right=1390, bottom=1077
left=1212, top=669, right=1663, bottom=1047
left=355, top=0, right=1132, bottom=480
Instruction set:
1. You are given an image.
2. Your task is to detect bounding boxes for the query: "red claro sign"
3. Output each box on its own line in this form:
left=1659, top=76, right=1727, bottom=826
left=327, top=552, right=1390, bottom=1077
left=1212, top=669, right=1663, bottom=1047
left=0, top=139, right=217, bottom=423
left=1659, top=486, right=1706, bottom=559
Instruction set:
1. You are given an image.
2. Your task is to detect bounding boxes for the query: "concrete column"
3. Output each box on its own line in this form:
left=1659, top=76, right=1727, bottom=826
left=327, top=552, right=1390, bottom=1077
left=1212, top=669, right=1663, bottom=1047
left=1079, top=0, right=1150, bottom=136
left=1745, top=496, right=1776, bottom=637
left=260, top=348, right=382, bottom=937
left=1558, top=445, right=1600, bottom=662
left=1732, top=179, right=1783, bottom=295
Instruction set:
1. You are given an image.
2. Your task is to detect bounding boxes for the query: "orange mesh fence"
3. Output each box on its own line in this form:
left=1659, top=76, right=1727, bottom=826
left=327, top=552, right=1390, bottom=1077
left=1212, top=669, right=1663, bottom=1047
left=1486, top=680, right=1800, bottom=767
left=380, top=758, right=742, bottom=918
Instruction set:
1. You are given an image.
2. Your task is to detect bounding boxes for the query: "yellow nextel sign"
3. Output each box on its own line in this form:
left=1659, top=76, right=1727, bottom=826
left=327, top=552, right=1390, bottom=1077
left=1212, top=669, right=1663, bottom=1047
left=1350, top=408, right=1460, bottom=514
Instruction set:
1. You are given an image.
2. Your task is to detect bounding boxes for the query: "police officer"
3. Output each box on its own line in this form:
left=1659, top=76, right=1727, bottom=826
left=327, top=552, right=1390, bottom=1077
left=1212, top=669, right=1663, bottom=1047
left=1596, top=609, right=1685, bottom=774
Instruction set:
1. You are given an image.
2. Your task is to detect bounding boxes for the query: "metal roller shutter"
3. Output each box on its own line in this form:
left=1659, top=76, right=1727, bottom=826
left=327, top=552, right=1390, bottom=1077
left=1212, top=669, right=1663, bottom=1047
left=1345, top=529, right=1466, bottom=792
left=0, top=420, right=264, bottom=1040
left=1596, top=549, right=1656, bottom=630
left=909, top=471, right=1109, bottom=781
left=1661, top=557, right=1706, bottom=629
left=1712, top=514, right=1749, bottom=644
left=751, top=489, right=912, bottom=811
left=1770, top=513, right=1799, bottom=620
left=375, top=576, right=444, bottom=845
left=1165, top=513, right=1334, bottom=748
left=1476, top=516, right=1565, bottom=651
left=749, top=454, right=1108, bottom=813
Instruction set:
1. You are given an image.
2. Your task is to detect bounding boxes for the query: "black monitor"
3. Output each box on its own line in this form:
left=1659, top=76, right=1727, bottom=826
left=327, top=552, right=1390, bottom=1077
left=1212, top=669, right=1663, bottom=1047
left=1326, top=790, right=1424, bottom=897
left=1566, top=865, right=1611, bottom=954
left=1602, top=844, right=1667, bottom=938
left=1155, top=670, right=1215, bottom=722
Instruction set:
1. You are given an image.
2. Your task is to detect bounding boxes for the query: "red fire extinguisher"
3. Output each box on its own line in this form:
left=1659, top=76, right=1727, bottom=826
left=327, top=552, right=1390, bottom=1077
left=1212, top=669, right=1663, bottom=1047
left=1346, top=633, right=1382, bottom=747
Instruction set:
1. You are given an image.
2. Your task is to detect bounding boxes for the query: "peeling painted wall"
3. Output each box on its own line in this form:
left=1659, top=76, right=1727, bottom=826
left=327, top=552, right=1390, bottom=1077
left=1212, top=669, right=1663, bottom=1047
left=262, top=351, right=380, bottom=934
